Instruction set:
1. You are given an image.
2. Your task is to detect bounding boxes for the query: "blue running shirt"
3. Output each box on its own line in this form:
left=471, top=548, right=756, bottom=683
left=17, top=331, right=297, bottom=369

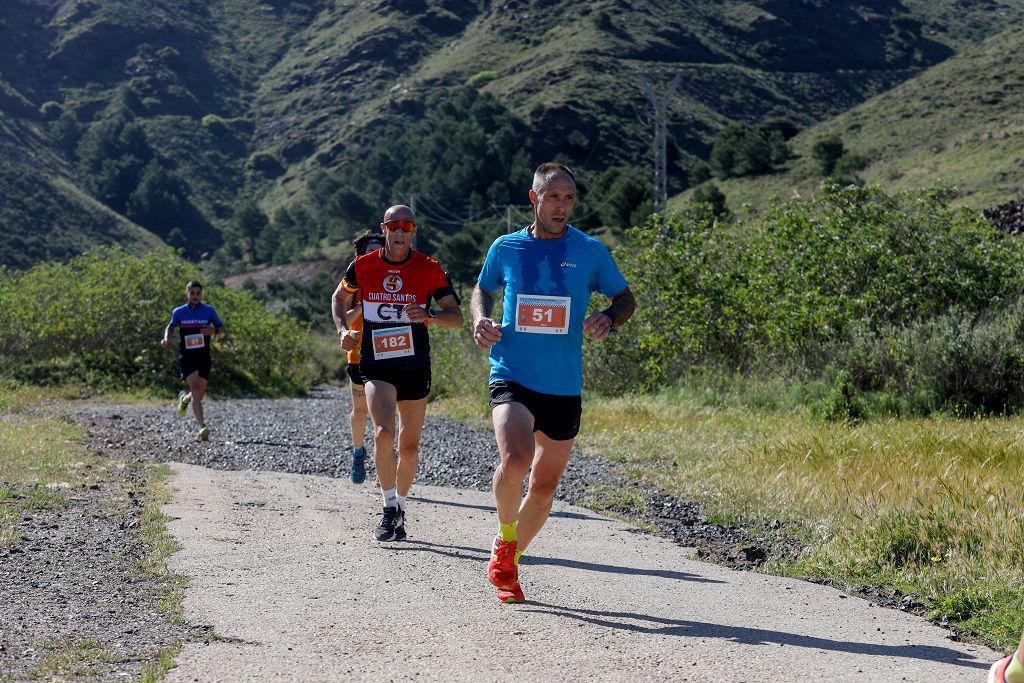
left=477, top=226, right=628, bottom=396
left=168, top=303, right=223, bottom=355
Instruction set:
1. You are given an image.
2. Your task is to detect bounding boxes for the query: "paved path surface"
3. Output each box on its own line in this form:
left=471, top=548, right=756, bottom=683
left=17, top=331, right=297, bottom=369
left=163, top=463, right=998, bottom=682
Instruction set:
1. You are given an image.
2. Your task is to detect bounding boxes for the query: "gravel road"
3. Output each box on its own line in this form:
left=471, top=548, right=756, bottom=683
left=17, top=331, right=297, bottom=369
left=0, top=385, right=1001, bottom=681
left=163, top=464, right=997, bottom=682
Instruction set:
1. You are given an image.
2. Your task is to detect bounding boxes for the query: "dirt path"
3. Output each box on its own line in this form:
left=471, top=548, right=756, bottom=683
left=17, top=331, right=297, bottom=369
left=163, top=463, right=998, bottom=682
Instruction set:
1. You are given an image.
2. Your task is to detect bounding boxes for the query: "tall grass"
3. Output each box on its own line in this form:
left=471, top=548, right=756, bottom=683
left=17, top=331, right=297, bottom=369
left=578, top=390, right=1024, bottom=647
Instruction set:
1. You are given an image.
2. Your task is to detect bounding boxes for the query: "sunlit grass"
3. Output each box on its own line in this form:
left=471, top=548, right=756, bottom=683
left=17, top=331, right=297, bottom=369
left=22, top=639, right=118, bottom=680
left=0, top=381, right=164, bottom=412
left=577, top=390, right=1024, bottom=648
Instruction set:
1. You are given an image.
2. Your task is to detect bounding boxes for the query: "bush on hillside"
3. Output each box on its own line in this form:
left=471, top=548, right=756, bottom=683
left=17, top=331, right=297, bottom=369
left=690, top=183, right=728, bottom=218
left=812, top=134, right=846, bottom=176
left=830, top=301, right=1024, bottom=417
left=0, top=246, right=317, bottom=396
left=586, top=183, right=1024, bottom=410
left=710, top=122, right=775, bottom=179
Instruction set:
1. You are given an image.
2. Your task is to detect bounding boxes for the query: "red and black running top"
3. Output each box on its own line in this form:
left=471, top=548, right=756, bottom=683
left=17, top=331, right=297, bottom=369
left=340, top=250, right=458, bottom=369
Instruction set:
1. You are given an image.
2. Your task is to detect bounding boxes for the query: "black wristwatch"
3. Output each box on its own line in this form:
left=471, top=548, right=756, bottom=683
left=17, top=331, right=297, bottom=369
left=427, top=308, right=438, bottom=319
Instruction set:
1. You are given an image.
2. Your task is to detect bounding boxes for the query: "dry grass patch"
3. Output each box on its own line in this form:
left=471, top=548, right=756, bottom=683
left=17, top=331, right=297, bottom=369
left=578, top=393, right=1024, bottom=648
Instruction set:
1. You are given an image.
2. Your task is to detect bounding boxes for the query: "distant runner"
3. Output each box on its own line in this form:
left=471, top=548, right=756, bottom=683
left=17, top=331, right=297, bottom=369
left=161, top=280, right=225, bottom=442
left=472, top=162, right=635, bottom=603
left=332, top=205, right=463, bottom=541
left=337, top=232, right=385, bottom=484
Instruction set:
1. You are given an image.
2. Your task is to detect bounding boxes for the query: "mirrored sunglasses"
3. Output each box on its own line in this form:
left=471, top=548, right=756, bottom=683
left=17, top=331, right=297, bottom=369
left=385, top=220, right=416, bottom=233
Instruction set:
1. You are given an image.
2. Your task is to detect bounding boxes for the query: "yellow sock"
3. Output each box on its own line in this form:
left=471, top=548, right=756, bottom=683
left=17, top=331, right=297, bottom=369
left=499, top=521, right=517, bottom=543
left=1006, top=650, right=1024, bottom=683
left=514, top=549, right=522, bottom=565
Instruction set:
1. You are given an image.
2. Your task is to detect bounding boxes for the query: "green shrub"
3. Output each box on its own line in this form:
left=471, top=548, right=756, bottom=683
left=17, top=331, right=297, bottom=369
left=834, top=300, right=1024, bottom=416
left=247, top=151, right=283, bottom=178
left=593, top=183, right=1024, bottom=402
left=467, top=70, right=500, bottom=86
left=834, top=152, right=870, bottom=179
left=709, top=122, right=775, bottom=178
left=0, top=246, right=315, bottom=396
left=201, top=114, right=230, bottom=137
left=690, top=182, right=728, bottom=217
left=815, top=370, right=869, bottom=422
left=812, top=134, right=846, bottom=176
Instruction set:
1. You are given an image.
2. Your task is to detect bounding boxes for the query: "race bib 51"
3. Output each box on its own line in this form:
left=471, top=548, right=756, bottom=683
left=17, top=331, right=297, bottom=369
left=515, top=294, right=570, bottom=335
left=372, top=326, right=415, bottom=359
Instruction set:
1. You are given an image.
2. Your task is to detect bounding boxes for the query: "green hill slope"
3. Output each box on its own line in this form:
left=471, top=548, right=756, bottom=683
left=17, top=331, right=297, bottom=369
left=3, top=0, right=1024, bottom=268
left=672, top=23, right=1024, bottom=212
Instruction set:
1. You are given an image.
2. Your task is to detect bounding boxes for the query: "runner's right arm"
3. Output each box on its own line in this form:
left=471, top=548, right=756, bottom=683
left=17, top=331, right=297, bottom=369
left=333, top=262, right=360, bottom=349
left=160, top=310, right=178, bottom=348
left=470, top=284, right=502, bottom=349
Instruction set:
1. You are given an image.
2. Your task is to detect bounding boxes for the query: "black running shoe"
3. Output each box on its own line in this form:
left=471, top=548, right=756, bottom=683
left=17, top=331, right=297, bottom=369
left=373, top=506, right=402, bottom=541
left=394, top=510, right=407, bottom=541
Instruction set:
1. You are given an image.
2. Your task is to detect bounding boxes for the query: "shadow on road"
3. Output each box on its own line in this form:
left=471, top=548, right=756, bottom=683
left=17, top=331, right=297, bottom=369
left=522, top=555, right=723, bottom=583
left=411, top=496, right=607, bottom=521
left=384, top=540, right=719, bottom=583
left=521, top=602, right=988, bottom=670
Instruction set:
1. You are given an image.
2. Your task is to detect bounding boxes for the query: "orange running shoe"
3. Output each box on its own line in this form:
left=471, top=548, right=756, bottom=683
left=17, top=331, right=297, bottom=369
left=497, top=581, right=525, bottom=604
left=990, top=655, right=1013, bottom=683
left=487, top=536, right=518, bottom=588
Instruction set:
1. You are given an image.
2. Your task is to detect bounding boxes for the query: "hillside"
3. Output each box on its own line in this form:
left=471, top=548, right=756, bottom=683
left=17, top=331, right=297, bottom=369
left=2, top=0, right=1024, bottom=269
left=672, top=22, right=1024, bottom=213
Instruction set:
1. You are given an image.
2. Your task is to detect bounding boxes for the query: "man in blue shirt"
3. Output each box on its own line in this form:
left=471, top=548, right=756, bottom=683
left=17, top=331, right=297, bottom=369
left=471, top=162, right=636, bottom=603
left=161, top=280, right=225, bottom=441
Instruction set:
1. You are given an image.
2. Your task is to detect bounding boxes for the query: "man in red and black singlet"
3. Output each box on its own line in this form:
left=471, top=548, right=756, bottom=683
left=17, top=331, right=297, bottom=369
left=332, top=204, right=463, bottom=542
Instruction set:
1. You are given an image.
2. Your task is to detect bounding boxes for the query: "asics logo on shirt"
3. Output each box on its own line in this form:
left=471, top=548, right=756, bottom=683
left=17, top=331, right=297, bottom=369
left=561, top=262, right=576, bottom=268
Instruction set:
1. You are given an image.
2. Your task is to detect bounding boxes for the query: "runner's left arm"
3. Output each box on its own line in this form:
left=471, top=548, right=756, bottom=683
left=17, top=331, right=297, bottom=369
left=405, top=268, right=464, bottom=328
left=583, top=286, right=636, bottom=341
left=204, top=309, right=226, bottom=336
left=428, top=293, right=464, bottom=328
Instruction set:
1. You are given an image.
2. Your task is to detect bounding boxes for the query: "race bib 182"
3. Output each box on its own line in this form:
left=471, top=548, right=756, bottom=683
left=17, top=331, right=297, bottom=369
left=515, top=294, right=570, bottom=335
left=372, top=326, right=415, bottom=359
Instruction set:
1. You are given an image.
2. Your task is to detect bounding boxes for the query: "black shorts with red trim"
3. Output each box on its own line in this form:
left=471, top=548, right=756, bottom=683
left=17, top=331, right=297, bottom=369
left=488, top=380, right=582, bottom=441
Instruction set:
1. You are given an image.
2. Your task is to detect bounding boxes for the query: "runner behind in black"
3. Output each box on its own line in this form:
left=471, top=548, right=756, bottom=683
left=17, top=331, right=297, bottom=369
left=161, top=280, right=225, bottom=441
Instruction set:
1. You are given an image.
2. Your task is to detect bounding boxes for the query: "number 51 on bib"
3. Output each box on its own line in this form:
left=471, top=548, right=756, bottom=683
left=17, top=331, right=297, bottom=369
left=515, top=294, right=570, bottom=335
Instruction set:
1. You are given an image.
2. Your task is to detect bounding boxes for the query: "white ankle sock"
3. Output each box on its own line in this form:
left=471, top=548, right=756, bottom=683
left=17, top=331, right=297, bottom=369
left=382, top=488, right=398, bottom=509
left=396, top=493, right=407, bottom=511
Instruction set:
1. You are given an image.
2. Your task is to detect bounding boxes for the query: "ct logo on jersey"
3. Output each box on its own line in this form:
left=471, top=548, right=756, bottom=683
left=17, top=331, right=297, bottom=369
left=382, top=274, right=403, bottom=293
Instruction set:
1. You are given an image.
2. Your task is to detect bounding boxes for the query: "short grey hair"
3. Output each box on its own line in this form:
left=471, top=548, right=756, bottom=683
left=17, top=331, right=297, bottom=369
left=532, top=162, right=576, bottom=194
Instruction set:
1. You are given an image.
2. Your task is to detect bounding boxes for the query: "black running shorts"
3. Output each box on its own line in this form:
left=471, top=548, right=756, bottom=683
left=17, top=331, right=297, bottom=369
left=360, top=365, right=431, bottom=401
left=345, top=363, right=364, bottom=386
left=488, top=380, right=582, bottom=441
left=179, top=353, right=211, bottom=381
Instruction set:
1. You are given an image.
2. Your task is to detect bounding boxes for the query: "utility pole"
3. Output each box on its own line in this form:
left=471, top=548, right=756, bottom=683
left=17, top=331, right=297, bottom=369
left=506, top=204, right=513, bottom=234
left=641, top=72, right=681, bottom=215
